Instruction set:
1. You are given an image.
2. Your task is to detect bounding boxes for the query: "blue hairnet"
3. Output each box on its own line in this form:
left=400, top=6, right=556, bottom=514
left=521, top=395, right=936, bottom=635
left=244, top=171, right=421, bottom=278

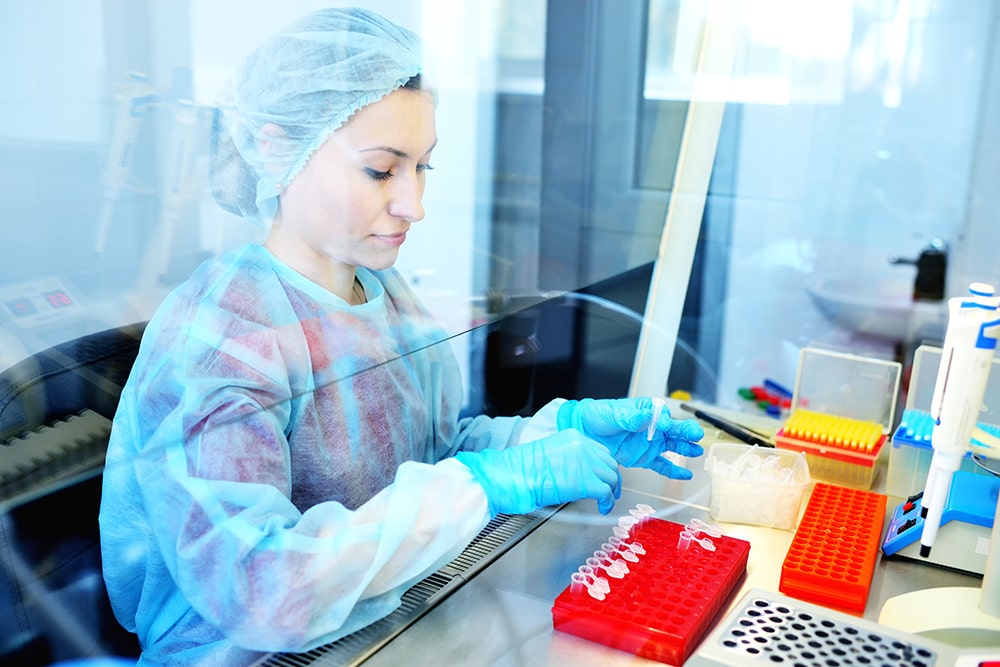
left=210, top=7, right=425, bottom=227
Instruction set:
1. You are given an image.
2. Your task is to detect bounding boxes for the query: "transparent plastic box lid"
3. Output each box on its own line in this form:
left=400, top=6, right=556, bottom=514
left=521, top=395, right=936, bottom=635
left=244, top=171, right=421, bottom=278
left=907, top=344, right=1000, bottom=427
left=791, top=346, right=902, bottom=433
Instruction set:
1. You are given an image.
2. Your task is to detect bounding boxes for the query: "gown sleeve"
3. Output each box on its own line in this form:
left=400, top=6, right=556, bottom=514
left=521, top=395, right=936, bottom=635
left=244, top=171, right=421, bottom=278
left=443, top=403, right=563, bottom=458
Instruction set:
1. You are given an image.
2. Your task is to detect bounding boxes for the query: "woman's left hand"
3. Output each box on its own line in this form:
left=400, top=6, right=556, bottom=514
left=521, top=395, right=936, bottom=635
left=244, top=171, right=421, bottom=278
left=556, top=397, right=705, bottom=479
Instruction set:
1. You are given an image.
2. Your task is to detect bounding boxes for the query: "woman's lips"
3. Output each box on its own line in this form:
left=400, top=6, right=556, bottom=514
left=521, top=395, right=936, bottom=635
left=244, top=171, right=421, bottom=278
left=373, top=232, right=407, bottom=247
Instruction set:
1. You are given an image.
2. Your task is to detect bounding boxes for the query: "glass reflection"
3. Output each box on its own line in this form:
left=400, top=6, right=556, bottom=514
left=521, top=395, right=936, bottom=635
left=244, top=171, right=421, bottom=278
left=1, top=0, right=999, bottom=663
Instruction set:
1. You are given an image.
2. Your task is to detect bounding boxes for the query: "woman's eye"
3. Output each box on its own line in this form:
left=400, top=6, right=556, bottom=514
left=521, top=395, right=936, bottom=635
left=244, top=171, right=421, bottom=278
left=365, top=167, right=393, bottom=181
left=417, top=163, right=434, bottom=173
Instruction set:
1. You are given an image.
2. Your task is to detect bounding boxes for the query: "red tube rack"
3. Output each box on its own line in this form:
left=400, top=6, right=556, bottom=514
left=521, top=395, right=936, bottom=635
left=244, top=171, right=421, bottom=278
left=779, top=482, right=887, bottom=613
left=551, top=517, right=750, bottom=665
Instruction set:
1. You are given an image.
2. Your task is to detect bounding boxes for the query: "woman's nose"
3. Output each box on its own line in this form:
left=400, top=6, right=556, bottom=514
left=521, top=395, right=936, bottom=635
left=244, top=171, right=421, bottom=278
left=388, top=175, right=425, bottom=222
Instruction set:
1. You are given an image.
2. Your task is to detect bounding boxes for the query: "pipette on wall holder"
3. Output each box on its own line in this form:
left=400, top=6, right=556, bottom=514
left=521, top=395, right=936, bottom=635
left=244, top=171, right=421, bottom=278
left=95, top=71, right=159, bottom=255
left=919, top=281, right=1000, bottom=558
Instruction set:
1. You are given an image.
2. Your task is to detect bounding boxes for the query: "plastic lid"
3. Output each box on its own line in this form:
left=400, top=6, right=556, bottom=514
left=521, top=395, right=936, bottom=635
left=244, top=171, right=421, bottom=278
left=791, top=347, right=901, bottom=432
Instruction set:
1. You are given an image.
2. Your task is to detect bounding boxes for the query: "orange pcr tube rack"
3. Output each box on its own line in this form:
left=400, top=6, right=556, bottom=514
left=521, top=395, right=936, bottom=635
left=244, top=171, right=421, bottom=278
left=779, top=482, right=887, bottom=613
left=775, top=409, right=887, bottom=488
left=552, top=514, right=750, bottom=665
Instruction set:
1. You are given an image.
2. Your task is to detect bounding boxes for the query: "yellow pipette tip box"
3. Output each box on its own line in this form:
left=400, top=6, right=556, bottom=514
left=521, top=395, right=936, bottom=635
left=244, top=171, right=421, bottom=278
left=775, top=346, right=901, bottom=489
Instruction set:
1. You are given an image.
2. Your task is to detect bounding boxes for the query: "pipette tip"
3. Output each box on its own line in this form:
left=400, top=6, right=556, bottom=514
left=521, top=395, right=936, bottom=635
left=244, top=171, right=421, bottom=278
left=648, top=397, right=666, bottom=441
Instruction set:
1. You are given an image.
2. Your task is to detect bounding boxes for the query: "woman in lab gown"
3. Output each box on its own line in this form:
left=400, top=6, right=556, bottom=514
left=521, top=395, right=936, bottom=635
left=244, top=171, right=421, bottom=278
left=98, top=8, right=704, bottom=665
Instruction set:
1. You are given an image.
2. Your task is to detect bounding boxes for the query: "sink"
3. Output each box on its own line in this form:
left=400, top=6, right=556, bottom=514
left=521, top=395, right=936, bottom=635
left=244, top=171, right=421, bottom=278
left=806, top=276, right=948, bottom=342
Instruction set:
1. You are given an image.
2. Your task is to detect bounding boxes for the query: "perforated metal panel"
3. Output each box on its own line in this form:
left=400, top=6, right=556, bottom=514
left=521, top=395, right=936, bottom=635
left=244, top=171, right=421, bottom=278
left=687, top=588, right=954, bottom=667
left=258, top=508, right=555, bottom=667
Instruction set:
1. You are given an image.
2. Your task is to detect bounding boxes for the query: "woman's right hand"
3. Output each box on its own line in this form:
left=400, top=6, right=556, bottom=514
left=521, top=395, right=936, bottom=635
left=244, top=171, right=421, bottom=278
left=455, top=429, right=622, bottom=516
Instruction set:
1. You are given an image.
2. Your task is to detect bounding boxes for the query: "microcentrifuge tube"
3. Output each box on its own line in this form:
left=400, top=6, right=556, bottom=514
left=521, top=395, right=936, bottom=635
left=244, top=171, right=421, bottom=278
left=677, top=530, right=694, bottom=550
left=685, top=518, right=723, bottom=538
left=647, top=397, right=666, bottom=441
left=634, top=503, right=655, bottom=516
left=618, top=516, right=642, bottom=538
left=570, top=571, right=606, bottom=600
left=603, top=541, right=639, bottom=563
left=609, top=536, right=645, bottom=557
left=587, top=556, right=626, bottom=579
left=594, top=549, right=629, bottom=576
left=630, top=541, right=646, bottom=555
left=577, top=565, right=610, bottom=594
left=612, top=526, right=631, bottom=539
left=697, top=536, right=717, bottom=552
left=677, top=529, right=716, bottom=552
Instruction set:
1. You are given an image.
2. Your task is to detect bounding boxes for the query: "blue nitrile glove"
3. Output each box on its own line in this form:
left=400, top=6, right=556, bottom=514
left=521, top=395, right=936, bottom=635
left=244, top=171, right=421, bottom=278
left=454, top=430, right=622, bottom=516
left=556, top=397, right=705, bottom=479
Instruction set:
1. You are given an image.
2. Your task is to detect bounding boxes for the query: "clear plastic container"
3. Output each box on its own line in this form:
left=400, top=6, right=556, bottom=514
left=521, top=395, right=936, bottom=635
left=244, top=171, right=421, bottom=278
left=704, top=441, right=810, bottom=530
left=775, top=346, right=901, bottom=489
left=886, top=344, right=1000, bottom=497
left=789, top=346, right=901, bottom=424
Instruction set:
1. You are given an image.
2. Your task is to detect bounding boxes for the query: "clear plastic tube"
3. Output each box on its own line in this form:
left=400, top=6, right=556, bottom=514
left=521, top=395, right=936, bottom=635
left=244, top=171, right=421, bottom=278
left=603, top=541, right=639, bottom=563
left=677, top=530, right=694, bottom=550
left=594, top=549, right=630, bottom=576
left=570, top=571, right=606, bottom=600
left=677, top=529, right=716, bottom=552
left=628, top=506, right=656, bottom=524
left=587, top=556, right=626, bottom=579
left=634, top=503, right=655, bottom=516
left=609, top=535, right=645, bottom=557
left=685, top=518, right=723, bottom=538
left=648, top=397, right=666, bottom=441
left=578, top=565, right=610, bottom=594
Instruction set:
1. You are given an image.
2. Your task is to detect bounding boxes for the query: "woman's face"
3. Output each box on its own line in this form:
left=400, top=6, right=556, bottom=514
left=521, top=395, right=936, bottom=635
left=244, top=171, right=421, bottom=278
left=271, top=88, right=437, bottom=281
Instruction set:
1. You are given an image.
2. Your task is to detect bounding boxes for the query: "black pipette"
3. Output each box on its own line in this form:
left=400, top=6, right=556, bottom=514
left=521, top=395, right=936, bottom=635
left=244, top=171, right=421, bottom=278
left=680, top=403, right=775, bottom=448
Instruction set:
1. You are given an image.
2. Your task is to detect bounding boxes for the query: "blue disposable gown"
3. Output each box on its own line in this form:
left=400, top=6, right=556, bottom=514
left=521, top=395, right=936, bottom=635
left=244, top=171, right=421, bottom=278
left=99, top=244, right=533, bottom=665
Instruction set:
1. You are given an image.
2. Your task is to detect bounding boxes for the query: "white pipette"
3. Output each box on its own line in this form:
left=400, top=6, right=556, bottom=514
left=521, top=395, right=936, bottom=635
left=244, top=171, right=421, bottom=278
left=920, top=282, right=1000, bottom=557
left=95, top=72, right=158, bottom=255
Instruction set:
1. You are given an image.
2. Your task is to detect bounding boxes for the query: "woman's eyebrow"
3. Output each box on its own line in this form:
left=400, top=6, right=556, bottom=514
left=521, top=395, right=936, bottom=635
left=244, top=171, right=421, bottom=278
left=361, top=146, right=408, bottom=158
left=361, top=138, right=438, bottom=159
